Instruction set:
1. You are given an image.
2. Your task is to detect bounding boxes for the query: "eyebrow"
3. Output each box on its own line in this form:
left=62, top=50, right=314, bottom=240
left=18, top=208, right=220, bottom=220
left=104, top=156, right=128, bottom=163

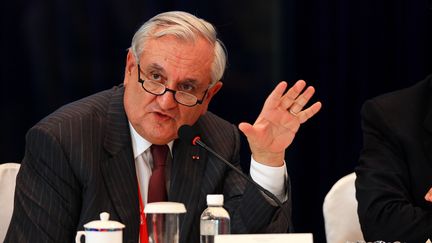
left=146, top=63, right=166, bottom=74
left=146, top=63, right=202, bottom=87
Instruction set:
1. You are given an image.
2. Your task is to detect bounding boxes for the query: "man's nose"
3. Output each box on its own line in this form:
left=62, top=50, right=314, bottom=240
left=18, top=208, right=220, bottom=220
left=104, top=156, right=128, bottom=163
left=157, top=89, right=178, bottom=109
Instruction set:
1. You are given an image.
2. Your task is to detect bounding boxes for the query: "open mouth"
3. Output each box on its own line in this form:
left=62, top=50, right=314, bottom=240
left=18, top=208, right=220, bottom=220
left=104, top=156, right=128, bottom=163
left=153, top=111, right=173, bottom=121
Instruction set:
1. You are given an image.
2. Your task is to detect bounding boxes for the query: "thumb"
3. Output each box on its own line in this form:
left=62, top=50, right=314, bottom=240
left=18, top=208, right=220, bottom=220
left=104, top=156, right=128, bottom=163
left=238, top=122, right=255, bottom=138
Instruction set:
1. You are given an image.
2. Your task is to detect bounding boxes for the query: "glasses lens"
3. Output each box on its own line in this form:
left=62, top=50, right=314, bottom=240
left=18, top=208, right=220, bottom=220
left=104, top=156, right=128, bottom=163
left=141, top=79, right=200, bottom=107
left=175, top=91, right=198, bottom=106
left=144, top=80, right=165, bottom=94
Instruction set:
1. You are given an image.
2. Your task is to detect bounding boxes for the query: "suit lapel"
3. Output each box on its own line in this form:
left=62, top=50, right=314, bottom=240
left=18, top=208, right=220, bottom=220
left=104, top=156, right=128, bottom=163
left=101, top=86, right=140, bottom=235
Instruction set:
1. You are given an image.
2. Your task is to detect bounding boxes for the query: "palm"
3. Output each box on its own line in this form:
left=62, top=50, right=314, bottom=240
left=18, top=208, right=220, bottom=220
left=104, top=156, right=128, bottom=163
left=239, top=80, right=322, bottom=166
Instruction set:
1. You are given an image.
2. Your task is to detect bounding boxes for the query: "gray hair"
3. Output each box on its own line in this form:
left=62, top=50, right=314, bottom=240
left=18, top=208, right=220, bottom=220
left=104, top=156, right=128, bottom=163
left=130, top=11, right=227, bottom=86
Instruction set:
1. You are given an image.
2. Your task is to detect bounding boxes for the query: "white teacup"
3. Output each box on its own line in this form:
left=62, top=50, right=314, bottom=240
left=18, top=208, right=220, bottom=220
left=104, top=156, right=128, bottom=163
left=75, top=212, right=125, bottom=243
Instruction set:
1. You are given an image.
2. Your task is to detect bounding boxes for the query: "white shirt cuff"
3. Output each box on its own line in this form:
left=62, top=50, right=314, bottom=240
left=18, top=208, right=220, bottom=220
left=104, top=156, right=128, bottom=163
left=249, top=156, right=287, bottom=202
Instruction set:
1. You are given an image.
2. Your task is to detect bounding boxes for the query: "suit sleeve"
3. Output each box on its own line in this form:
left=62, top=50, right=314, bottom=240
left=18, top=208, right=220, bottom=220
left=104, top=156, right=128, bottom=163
left=5, top=126, right=81, bottom=243
left=355, top=100, right=432, bottom=242
left=222, top=124, right=292, bottom=234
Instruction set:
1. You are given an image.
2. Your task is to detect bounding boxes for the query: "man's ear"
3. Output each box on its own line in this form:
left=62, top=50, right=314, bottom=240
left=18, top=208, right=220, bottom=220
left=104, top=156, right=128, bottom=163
left=124, top=50, right=136, bottom=85
left=200, top=81, right=223, bottom=115
left=206, top=81, right=223, bottom=101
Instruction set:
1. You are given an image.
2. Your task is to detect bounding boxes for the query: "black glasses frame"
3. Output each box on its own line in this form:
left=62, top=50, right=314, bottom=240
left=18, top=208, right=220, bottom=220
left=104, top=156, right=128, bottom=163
left=137, top=64, right=208, bottom=107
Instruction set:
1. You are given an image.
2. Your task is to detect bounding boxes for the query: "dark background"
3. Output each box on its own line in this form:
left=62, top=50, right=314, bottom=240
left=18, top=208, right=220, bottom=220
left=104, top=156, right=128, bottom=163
left=1, top=0, right=432, bottom=242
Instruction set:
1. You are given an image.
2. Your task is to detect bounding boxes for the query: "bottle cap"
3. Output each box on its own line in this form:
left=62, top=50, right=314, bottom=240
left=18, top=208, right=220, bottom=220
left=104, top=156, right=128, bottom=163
left=207, top=194, right=224, bottom=206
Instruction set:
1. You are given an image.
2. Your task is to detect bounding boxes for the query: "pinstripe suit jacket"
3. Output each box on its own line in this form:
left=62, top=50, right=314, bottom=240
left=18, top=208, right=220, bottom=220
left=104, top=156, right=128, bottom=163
left=5, top=85, right=292, bottom=243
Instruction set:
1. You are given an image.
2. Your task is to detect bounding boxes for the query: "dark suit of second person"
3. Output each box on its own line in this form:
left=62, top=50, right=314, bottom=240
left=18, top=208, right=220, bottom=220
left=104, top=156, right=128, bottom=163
left=356, top=74, right=432, bottom=242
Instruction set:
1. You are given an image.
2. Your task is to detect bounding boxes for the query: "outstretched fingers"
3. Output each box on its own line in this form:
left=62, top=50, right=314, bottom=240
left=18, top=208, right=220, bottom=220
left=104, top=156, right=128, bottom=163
left=280, top=80, right=306, bottom=111
left=262, top=81, right=289, bottom=111
left=297, top=101, right=322, bottom=123
left=288, top=85, right=316, bottom=115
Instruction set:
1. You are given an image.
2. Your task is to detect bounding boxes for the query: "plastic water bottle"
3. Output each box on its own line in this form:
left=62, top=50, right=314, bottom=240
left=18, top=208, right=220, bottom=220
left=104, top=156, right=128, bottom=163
left=200, top=194, right=230, bottom=243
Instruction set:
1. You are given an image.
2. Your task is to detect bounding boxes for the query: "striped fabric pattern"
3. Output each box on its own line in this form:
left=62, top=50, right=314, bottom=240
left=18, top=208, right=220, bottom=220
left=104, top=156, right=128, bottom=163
left=5, top=85, right=291, bottom=243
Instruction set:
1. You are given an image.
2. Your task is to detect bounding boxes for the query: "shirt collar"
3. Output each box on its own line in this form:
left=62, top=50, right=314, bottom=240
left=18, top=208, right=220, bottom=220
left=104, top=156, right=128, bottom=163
left=129, top=122, right=174, bottom=159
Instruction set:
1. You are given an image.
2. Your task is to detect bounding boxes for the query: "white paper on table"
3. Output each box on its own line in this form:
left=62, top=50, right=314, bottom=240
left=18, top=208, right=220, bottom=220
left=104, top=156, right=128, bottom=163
left=214, top=233, right=313, bottom=243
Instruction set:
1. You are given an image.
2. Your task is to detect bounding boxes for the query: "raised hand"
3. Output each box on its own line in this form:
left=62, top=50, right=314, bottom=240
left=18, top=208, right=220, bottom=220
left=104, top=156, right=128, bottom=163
left=238, top=80, right=322, bottom=166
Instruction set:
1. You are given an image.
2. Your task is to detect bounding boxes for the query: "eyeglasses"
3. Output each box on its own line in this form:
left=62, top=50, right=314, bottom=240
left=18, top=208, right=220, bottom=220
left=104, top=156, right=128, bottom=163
left=137, top=64, right=208, bottom=107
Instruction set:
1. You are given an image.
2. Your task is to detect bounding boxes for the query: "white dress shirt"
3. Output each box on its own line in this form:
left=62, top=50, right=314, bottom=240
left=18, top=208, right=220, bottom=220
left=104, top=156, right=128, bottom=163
left=129, top=123, right=287, bottom=205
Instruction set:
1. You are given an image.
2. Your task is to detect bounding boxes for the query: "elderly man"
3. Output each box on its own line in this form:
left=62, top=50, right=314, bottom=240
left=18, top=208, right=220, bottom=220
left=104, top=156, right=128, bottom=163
left=6, top=11, right=321, bottom=243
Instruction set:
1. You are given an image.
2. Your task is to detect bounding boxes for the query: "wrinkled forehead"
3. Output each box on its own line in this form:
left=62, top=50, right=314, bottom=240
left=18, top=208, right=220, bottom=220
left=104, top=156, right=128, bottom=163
left=139, top=35, right=214, bottom=85
left=139, top=34, right=214, bottom=61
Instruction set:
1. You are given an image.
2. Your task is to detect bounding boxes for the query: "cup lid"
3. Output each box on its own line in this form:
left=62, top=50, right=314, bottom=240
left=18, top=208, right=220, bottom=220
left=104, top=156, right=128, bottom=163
left=144, top=202, right=187, bottom=214
left=84, top=212, right=125, bottom=230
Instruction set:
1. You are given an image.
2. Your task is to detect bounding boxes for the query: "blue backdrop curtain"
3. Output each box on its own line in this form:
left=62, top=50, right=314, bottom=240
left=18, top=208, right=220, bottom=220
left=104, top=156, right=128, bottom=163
left=1, top=0, right=432, bottom=242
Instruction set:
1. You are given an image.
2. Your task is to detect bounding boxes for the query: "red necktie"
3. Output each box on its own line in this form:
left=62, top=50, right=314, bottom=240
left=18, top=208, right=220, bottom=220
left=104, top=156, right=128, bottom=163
left=148, top=144, right=169, bottom=203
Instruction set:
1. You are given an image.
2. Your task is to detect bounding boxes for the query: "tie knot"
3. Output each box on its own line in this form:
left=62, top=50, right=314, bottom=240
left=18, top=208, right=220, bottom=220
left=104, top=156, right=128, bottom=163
left=150, top=144, right=169, bottom=168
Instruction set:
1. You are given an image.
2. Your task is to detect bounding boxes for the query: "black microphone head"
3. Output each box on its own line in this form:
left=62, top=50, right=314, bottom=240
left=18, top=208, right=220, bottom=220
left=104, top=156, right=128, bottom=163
left=178, top=125, right=199, bottom=145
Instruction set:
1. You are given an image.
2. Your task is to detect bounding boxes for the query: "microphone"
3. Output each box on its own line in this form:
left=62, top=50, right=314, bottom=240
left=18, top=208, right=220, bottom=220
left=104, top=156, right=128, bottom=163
left=178, top=124, right=291, bottom=229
